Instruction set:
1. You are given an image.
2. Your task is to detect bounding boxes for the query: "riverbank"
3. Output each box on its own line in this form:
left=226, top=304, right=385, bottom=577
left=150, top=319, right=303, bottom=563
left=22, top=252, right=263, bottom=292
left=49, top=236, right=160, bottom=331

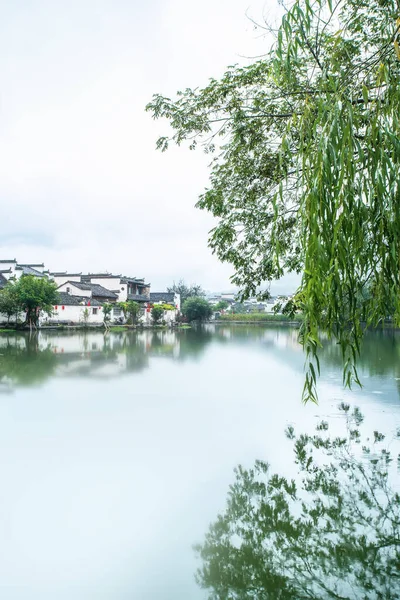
left=0, top=323, right=192, bottom=333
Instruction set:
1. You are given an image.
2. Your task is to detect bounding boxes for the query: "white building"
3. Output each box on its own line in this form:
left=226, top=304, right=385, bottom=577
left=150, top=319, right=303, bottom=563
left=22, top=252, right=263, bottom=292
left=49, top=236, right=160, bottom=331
left=43, top=292, right=104, bottom=325
left=57, top=280, right=118, bottom=303
left=47, top=272, right=82, bottom=287
left=149, top=292, right=181, bottom=312
left=82, top=273, right=150, bottom=303
left=0, top=259, right=47, bottom=281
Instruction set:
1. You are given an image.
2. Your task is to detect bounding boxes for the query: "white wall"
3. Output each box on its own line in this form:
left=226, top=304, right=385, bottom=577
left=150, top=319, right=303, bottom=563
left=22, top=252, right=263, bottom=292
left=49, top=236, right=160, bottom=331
left=57, top=282, right=91, bottom=297
left=0, top=310, right=25, bottom=325
left=87, top=276, right=124, bottom=300
left=43, top=305, right=104, bottom=324
left=142, top=306, right=178, bottom=325
left=51, top=275, right=81, bottom=287
left=23, top=264, right=46, bottom=273
left=174, top=293, right=181, bottom=312
left=0, top=261, right=17, bottom=273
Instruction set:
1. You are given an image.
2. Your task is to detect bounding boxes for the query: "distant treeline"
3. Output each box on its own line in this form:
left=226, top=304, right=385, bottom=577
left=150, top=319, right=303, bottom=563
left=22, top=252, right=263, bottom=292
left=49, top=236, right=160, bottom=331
left=217, top=313, right=301, bottom=322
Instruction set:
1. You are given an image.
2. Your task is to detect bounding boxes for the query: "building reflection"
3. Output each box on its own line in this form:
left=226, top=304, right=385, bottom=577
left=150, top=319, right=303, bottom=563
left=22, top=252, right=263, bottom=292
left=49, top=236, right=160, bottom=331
left=0, top=327, right=215, bottom=391
left=1, top=326, right=400, bottom=400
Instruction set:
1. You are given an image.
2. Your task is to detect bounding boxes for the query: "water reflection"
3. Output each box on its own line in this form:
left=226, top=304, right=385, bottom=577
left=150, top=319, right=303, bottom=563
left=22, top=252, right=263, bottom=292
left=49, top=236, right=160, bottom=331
left=215, top=326, right=400, bottom=403
left=196, top=404, right=400, bottom=599
left=1, top=326, right=400, bottom=401
left=0, top=328, right=215, bottom=391
left=0, top=325, right=399, bottom=599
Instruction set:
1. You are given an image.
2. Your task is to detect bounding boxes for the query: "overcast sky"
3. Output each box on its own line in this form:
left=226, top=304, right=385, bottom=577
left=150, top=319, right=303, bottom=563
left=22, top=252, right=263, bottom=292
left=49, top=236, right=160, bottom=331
left=0, top=0, right=297, bottom=293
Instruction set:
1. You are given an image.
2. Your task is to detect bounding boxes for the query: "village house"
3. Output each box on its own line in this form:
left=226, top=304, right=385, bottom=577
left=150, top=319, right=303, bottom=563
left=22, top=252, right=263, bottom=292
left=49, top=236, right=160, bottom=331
left=42, top=292, right=104, bottom=326
left=47, top=272, right=83, bottom=287
left=81, top=273, right=150, bottom=303
left=57, top=281, right=118, bottom=303
left=0, top=270, right=12, bottom=286
left=0, top=258, right=182, bottom=326
left=16, top=263, right=46, bottom=276
left=0, top=259, right=47, bottom=280
left=80, top=273, right=151, bottom=322
left=0, top=272, right=8, bottom=290
left=150, top=292, right=180, bottom=311
left=0, top=259, right=17, bottom=276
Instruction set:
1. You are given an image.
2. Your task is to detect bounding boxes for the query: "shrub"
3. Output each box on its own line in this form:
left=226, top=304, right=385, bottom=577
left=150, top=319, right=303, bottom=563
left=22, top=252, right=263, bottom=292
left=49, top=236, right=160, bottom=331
left=151, top=305, right=164, bottom=324
left=182, top=297, right=213, bottom=322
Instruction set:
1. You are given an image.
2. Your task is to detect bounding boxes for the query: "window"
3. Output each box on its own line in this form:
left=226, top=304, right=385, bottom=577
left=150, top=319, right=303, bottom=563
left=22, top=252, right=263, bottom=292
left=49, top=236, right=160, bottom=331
left=92, top=308, right=98, bottom=315
left=66, top=286, right=70, bottom=293
left=113, top=307, right=121, bottom=317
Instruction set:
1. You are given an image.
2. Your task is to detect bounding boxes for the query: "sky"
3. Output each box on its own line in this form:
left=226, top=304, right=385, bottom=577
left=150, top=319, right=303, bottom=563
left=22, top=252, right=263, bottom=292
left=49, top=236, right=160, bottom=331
left=0, top=0, right=297, bottom=294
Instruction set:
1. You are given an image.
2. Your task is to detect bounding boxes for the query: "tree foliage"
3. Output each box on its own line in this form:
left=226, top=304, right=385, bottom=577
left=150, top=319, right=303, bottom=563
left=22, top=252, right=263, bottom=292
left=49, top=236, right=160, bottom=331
left=214, top=300, right=229, bottom=311
left=0, top=285, right=20, bottom=324
left=182, top=297, right=213, bottom=322
left=167, top=279, right=205, bottom=304
left=80, top=307, right=90, bottom=327
left=126, top=300, right=142, bottom=325
left=119, top=300, right=142, bottom=324
left=147, top=0, right=400, bottom=401
left=196, top=404, right=400, bottom=599
left=151, top=304, right=164, bottom=324
left=102, top=303, right=113, bottom=327
left=8, top=276, right=59, bottom=327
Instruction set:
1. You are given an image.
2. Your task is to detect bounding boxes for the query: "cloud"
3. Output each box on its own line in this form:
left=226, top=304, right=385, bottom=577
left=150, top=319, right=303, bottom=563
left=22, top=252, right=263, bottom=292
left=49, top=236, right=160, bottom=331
left=0, top=0, right=291, bottom=293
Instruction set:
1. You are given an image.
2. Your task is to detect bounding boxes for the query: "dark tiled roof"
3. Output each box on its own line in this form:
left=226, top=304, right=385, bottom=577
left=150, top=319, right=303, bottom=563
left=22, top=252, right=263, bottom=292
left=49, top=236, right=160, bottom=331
left=18, top=263, right=44, bottom=268
left=82, top=273, right=121, bottom=280
left=89, top=284, right=118, bottom=299
left=0, top=259, right=16, bottom=263
left=55, top=292, right=103, bottom=307
left=64, top=281, right=92, bottom=291
left=0, top=274, right=8, bottom=289
left=127, top=294, right=150, bottom=302
left=50, top=272, right=82, bottom=277
left=59, top=281, right=118, bottom=299
left=16, top=265, right=47, bottom=277
left=0, top=268, right=12, bottom=274
left=150, top=292, right=175, bottom=303
left=122, top=276, right=149, bottom=285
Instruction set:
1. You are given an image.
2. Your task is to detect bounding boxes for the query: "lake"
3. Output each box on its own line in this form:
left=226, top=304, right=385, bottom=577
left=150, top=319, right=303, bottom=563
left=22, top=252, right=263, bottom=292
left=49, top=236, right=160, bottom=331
left=0, top=325, right=399, bottom=599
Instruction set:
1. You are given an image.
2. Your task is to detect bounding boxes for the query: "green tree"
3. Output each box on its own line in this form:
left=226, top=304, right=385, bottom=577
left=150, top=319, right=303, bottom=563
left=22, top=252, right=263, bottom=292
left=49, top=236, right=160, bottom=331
left=182, top=297, right=213, bottom=322
left=117, top=301, right=142, bottom=324
left=0, top=284, right=20, bottom=325
left=147, top=0, right=400, bottom=401
left=167, top=279, right=205, bottom=304
left=214, top=300, right=229, bottom=312
left=151, top=305, right=164, bottom=325
left=196, top=404, right=400, bottom=599
left=11, top=276, right=59, bottom=329
left=117, top=301, right=128, bottom=320
left=102, top=303, right=113, bottom=328
left=80, top=307, right=90, bottom=327
left=126, top=300, right=142, bottom=325
left=232, top=302, right=248, bottom=314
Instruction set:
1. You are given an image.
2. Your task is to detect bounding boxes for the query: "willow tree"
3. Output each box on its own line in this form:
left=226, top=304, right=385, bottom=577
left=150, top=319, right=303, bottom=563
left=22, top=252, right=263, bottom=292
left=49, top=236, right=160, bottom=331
left=147, top=0, right=400, bottom=401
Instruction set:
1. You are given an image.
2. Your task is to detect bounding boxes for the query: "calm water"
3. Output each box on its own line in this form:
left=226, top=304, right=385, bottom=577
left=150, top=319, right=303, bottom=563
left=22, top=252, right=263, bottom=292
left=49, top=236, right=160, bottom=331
left=0, top=325, right=399, bottom=599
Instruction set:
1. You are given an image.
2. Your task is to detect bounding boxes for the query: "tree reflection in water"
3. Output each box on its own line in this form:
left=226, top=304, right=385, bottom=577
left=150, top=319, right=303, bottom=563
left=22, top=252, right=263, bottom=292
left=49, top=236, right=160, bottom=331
left=0, top=334, right=58, bottom=386
left=0, top=327, right=215, bottom=388
left=195, top=404, right=400, bottom=599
